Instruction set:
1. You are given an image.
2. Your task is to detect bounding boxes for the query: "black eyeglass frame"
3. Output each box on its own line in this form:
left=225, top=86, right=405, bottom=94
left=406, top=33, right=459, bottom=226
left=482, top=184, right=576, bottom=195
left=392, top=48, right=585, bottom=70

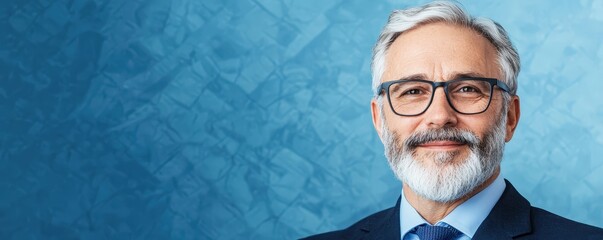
left=376, top=77, right=512, bottom=116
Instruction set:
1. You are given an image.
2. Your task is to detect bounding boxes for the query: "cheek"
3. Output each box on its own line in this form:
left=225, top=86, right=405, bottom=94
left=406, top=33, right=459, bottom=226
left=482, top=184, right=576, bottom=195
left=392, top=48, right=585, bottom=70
left=384, top=114, right=421, bottom=137
left=456, top=116, right=495, bottom=138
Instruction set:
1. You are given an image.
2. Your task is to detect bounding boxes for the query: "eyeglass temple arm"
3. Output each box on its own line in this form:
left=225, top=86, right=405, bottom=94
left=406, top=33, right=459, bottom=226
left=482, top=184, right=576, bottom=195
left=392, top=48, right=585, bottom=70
left=495, top=80, right=512, bottom=93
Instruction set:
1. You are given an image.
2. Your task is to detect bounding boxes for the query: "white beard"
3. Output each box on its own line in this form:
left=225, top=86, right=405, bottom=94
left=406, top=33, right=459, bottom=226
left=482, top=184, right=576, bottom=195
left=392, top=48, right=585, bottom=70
left=380, top=109, right=507, bottom=203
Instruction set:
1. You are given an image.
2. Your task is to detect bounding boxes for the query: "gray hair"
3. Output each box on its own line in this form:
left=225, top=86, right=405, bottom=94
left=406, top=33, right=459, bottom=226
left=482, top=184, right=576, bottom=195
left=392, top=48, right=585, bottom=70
left=371, top=1, right=520, bottom=101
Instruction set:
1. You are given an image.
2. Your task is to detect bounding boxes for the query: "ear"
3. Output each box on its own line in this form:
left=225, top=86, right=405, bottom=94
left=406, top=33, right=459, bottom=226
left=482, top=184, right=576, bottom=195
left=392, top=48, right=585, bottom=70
left=504, top=95, right=521, bottom=142
left=371, top=98, right=383, bottom=139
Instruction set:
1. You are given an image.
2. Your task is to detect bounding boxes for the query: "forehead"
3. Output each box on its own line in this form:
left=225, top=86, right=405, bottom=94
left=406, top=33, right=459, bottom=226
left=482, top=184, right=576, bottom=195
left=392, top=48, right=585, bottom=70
left=382, top=22, right=500, bottom=81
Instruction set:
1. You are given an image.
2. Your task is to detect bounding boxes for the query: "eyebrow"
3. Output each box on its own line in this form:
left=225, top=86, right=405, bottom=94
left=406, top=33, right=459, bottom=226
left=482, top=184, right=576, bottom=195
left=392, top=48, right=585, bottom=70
left=449, top=71, right=487, bottom=79
left=394, top=71, right=488, bottom=81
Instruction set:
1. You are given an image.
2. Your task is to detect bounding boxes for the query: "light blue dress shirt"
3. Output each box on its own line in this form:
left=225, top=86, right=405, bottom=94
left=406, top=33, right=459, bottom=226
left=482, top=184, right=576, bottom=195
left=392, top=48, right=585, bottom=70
left=400, top=175, right=506, bottom=240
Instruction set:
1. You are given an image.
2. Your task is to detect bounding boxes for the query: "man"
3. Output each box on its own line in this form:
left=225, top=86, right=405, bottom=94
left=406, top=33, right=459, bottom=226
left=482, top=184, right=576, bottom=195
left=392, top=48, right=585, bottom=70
left=304, top=1, right=603, bottom=239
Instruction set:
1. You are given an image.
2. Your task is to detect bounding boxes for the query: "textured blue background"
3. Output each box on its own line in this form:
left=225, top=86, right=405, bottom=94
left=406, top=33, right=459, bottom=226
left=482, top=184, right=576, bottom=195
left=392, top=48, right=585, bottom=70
left=1, top=0, right=603, bottom=239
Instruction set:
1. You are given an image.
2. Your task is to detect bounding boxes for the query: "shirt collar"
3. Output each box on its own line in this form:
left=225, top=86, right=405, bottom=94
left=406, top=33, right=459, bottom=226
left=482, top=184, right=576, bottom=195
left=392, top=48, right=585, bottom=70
left=400, top=174, right=506, bottom=238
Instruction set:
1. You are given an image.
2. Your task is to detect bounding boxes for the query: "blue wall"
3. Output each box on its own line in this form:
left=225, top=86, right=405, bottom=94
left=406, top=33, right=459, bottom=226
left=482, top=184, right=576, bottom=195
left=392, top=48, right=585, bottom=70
left=2, top=0, right=603, bottom=239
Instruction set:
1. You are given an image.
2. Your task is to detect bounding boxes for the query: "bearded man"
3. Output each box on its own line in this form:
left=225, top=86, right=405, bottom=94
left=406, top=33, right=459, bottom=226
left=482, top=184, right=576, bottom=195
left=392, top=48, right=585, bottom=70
left=303, top=1, right=603, bottom=239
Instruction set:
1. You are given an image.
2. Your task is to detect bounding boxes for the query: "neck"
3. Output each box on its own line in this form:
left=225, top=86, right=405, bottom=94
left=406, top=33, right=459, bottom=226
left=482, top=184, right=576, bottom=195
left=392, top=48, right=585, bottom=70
left=403, top=168, right=500, bottom=224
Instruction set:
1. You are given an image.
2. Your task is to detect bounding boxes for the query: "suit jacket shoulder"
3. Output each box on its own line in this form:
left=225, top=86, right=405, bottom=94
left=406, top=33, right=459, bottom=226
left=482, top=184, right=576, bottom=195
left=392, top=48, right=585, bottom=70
left=527, top=206, right=603, bottom=239
left=301, top=199, right=401, bottom=240
left=473, top=180, right=603, bottom=239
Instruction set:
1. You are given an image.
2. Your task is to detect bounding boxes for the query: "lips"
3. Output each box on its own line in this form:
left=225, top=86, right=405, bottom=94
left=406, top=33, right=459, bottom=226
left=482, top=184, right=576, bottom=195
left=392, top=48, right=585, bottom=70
left=418, top=140, right=467, bottom=150
left=419, top=140, right=465, bottom=147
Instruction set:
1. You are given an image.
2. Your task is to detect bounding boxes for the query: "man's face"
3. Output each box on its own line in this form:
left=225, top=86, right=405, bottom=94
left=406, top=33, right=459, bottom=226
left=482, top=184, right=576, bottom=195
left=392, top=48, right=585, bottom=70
left=371, top=22, right=520, bottom=202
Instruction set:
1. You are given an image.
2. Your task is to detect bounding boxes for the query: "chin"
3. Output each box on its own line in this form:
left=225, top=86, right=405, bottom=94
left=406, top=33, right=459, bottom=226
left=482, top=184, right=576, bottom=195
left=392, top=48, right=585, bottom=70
left=394, top=150, right=493, bottom=203
left=413, top=149, right=469, bottom=166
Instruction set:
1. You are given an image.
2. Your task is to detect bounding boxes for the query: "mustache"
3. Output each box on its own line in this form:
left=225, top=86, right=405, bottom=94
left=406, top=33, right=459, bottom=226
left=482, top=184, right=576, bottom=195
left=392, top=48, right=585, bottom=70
left=404, top=128, right=480, bottom=149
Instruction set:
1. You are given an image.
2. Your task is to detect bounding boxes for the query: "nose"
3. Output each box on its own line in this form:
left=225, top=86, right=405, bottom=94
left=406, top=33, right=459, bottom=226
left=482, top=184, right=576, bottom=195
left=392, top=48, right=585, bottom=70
left=423, top=87, right=458, bottom=128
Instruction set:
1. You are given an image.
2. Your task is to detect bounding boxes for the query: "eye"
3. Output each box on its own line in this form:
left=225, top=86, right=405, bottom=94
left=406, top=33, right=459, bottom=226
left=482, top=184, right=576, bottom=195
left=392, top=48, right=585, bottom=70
left=458, top=86, right=479, bottom=93
left=403, top=89, right=423, bottom=95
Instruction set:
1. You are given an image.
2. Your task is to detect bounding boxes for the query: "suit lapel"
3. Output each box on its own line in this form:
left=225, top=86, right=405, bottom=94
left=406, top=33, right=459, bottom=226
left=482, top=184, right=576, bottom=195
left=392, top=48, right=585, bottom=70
left=359, top=197, right=401, bottom=240
left=473, top=180, right=532, bottom=240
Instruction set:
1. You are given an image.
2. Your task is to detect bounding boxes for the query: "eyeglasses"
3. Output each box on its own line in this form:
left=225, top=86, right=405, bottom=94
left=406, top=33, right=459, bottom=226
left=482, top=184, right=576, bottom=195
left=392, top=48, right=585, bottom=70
left=377, top=77, right=511, bottom=116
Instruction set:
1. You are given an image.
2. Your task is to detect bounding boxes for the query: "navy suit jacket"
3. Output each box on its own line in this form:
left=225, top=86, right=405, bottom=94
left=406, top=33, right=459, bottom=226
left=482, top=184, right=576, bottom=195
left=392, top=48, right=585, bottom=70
left=302, top=180, right=603, bottom=239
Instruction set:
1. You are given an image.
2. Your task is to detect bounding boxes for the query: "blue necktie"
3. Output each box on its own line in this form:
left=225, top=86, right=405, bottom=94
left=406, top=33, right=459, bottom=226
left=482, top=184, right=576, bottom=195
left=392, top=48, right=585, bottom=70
left=415, top=224, right=463, bottom=240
